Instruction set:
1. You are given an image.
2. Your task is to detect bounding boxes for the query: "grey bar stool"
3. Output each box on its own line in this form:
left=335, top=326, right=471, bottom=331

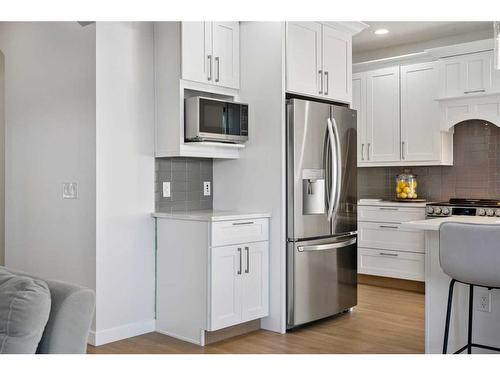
left=440, top=222, right=500, bottom=354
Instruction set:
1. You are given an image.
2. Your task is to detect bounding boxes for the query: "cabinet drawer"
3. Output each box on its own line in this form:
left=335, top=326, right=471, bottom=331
left=211, top=218, right=269, bottom=247
left=358, top=247, right=424, bottom=281
left=358, top=205, right=425, bottom=223
left=358, top=222, right=425, bottom=253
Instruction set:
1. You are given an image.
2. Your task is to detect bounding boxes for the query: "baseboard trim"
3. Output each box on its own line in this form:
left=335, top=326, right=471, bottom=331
left=88, top=320, right=156, bottom=346
left=358, top=274, right=425, bottom=294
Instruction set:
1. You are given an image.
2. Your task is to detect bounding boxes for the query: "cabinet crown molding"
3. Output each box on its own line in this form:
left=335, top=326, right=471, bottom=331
left=322, top=22, right=369, bottom=35
left=425, top=38, right=494, bottom=59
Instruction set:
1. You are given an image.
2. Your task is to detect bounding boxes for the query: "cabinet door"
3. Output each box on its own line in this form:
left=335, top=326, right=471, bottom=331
left=401, top=62, right=440, bottom=162
left=286, top=22, right=322, bottom=96
left=322, top=25, right=352, bottom=103
left=212, top=22, right=240, bottom=89
left=241, top=242, right=269, bottom=322
left=366, top=67, right=401, bottom=162
left=210, top=245, right=242, bottom=330
left=352, top=72, right=367, bottom=164
left=181, top=22, right=212, bottom=84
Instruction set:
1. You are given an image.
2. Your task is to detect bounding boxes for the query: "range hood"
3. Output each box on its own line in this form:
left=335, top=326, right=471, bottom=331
left=437, top=93, right=500, bottom=131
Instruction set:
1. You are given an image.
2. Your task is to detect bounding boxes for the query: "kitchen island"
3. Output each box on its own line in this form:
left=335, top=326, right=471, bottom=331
left=402, top=216, right=500, bottom=354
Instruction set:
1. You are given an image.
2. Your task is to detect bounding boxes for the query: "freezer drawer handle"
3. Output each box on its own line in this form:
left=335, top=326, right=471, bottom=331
left=379, top=252, right=398, bottom=257
left=297, top=237, right=357, bottom=252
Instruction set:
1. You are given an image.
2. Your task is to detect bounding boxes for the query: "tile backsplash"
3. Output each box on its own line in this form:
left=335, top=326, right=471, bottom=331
left=155, top=157, right=213, bottom=213
left=358, top=120, right=500, bottom=202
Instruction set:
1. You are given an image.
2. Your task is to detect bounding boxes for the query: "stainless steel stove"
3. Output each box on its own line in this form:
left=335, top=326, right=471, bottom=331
left=426, top=198, right=500, bottom=218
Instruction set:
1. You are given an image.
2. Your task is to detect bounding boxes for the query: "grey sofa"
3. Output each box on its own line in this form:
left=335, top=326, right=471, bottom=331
left=0, top=266, right=95, bottom=354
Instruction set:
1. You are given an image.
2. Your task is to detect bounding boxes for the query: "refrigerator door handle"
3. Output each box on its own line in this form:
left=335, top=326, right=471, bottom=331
left=297, top=236, right=357, bottom=252
left=326, top=117, right=341, bottom=222
left=331, top=117, right=342, bottom=218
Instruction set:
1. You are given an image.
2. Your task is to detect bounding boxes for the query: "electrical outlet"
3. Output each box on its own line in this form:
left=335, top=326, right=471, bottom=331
left=162, top=182, right=171, bottom=198
left=477, top=292, right=492, bottom=313
left=62, top=182, right=78, bottom=199
left=203, top=181, right=211, bottom=196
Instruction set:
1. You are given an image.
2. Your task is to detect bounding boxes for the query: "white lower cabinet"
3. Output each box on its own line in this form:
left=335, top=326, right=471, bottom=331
left=210, top=241, right=269, bottom=331
left=357, top=203, right=425, bottom=281
left=155, top=213, right=270, bottom=346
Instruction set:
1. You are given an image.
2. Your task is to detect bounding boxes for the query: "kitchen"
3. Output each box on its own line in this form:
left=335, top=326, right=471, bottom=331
left=2, top=17, right=500, bottom=360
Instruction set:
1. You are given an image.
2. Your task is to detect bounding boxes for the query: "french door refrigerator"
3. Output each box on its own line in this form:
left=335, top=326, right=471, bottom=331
left=286, top=98, right=357, bottom=329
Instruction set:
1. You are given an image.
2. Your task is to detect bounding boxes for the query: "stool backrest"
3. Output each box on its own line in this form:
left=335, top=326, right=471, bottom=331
left=439, top=222, right=500, bottom=288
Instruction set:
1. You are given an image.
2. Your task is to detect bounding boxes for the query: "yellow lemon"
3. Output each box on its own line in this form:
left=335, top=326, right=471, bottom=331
left=413, top=193, right=418, bottom=199
left=403, top=187, right=410, bottom=194
left=400, top=192, right=407, bottom=199
left=396, top=187, right=401, bottom=193
left=396, top=193, right=402, bottom=199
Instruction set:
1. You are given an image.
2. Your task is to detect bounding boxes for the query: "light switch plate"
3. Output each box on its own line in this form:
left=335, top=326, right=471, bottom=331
left=203, top=181, right=211, bottom=196
left=62, top=182, right=78, bottom=199
left=162, top=181, right=171, bottom=198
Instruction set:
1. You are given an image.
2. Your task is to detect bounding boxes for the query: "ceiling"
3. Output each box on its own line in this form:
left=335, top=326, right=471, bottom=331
left=353, top=22, right=493, bottom=54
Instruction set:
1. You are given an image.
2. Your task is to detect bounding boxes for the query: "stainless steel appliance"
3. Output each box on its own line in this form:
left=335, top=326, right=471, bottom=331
left=286, top=98, right=358, bottom=329
left=426, top=198, right=500, bottom=218
left=185, top=96, right=248, bottom=143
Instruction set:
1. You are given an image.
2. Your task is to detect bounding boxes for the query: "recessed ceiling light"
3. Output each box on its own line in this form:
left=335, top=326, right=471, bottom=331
left=374, top=28, right=389, bottom=35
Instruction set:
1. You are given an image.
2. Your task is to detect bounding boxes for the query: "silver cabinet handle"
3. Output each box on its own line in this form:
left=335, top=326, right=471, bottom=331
left=237, top=247, right=242, bottom=275
left=207, top=55, right=212, bottom=81
left=401, top=141, right=405, bottom=160
left=215, top=56, right=220, bottom=83
left=361, top=144, right=365, bottom=161
left=324, top=71, right=329, bottom=95
left=379, top=252, right=398, bottom=257
left=464, top=89, right=485, bottom=94
left=379, top=207, right=398, bottom=211
left=367, top=143, right=371, bottom=160
left=245, top=246, right=249, bottom=273
left=232, top=221, right=254, bottom=226
left=318, top=70, right=323, bottom=94
left=379, top=225, right=399, bottom=229
left=298, top=236, right=357, bottom=252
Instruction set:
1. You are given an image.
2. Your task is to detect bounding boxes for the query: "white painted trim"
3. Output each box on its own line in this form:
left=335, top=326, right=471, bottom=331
left=155, top=329, right=203, bottom=346
left=353, top=52, right=432, bottom=72
left=88, top=320, right=156, bottom=346
left=322, top=22, right=369, bottom=36
left=426, top=38, right=494, bottom=59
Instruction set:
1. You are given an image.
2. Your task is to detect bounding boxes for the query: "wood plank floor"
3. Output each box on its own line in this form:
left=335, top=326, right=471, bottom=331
left=88, top=284, right=424, bottom=354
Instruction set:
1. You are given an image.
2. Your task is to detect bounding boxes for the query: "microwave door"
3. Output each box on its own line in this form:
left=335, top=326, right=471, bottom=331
left=199, top=98, right=226, bottom=139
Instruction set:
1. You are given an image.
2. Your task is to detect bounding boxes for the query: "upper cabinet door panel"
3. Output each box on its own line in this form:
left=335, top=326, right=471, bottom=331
left=401, top=62, right=440, bottom=162
left=286, top=22, right=322, bottom=96
left=322, top=25, right=352, bottom=103
left=366, top=67, right=400, bottom=162
left=212, top=22, right=240, bottom=89
left=352, top=72, right=366, bottom=164
left=182, top=22, right=212, bottom=84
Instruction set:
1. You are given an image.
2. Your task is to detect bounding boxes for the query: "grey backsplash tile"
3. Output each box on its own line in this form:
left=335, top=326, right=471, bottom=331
left=358, top=120, right=500, bottom=202
left=155, top=157, right=213, bottom=213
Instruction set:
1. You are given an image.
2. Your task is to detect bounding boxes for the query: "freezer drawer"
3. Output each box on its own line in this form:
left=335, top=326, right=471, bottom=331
left=287, top=235, right=357, bottom=328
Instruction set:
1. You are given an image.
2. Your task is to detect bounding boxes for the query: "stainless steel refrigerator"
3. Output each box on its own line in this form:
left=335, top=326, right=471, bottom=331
left=286, top=98, right=357, bottom=329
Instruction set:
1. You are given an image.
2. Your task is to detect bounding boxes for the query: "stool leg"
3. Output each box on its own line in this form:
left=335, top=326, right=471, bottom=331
left=443, top=279, right=456, bottom=354
left=467, top=285, right=474, bottom=354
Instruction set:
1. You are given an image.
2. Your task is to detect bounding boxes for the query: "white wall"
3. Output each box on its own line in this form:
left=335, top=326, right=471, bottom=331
left=0, top=51, right=4, bottom=266
left=213, top=22, right=287, bottom=334
left=0, top=22, right=96, bottom=289
left=94, top=22, right=155, bottom=345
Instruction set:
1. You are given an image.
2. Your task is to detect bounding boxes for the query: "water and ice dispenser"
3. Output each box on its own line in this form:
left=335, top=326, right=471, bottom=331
left=302, top=169, right=326, bottom=215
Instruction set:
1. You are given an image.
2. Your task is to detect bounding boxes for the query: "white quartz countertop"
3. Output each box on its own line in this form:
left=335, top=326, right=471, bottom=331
left=358, top=199, right=428, bottom=208
left=401, top=216, right=500, bottom=231
left=152, top=210, right=271, bottom=222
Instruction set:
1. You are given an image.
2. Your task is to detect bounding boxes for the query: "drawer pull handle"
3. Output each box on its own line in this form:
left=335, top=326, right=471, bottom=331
left=379, top=225, right=399, bottom=229
left=379, top=252, right=398, bottom=257
left=379, top=207, right=398, bottom=211
left=464, top=89, right=485, bottom=94
left=245, top=246, right=249, bottom=273
left=232, top=221, right=255, bottom=226
left=237, top=248, right=242, bottom=274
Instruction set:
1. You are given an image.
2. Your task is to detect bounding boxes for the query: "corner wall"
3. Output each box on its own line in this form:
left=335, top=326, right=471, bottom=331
left=0, top=51, right=4, bottom=266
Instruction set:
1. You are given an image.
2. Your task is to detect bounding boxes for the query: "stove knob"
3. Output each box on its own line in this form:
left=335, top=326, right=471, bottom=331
left=486, top=208, right=494, bottom=217
left=496, top=209, right=500, bottom=217
left=434, top=207, right=442, bottom=215
left=426, top=206, right=434, bottom=214
left=442, top=207, right=450, bottom=215
left=478, top=208, right=486, bottom=216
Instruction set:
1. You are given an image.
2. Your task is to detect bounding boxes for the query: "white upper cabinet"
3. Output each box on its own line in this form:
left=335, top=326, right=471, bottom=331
left=439, top=51, right=500, bottom=98
left=366, top=67, right=401, bottom=162
left=286, top=22, right=322, bottom=97
left=400, top=62, right=441, bottom=162
left=352, top=72, right=367, bottom=163
left=322, top=25, right=352, bottom=103
left=286, top=22, right=353, bottom=103
left=182, top=21, right=240, bottom=89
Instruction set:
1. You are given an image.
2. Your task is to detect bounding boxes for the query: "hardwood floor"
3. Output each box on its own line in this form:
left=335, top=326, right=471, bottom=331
left=88, top=284, right=424, bottom=354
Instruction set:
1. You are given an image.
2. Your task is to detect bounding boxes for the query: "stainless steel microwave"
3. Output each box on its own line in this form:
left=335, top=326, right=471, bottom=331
left=185, top=96, right=248, bottom=144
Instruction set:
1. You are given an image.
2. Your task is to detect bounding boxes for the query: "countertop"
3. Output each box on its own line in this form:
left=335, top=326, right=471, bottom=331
left=152, top=210, right=271, bottom=222
left=401, top=216, right=500, bottom=231
left=358, top=199, right=428, bottom=208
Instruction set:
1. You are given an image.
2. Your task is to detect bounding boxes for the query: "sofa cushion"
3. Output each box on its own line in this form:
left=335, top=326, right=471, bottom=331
left=0, top=267, right=51, bottom=354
